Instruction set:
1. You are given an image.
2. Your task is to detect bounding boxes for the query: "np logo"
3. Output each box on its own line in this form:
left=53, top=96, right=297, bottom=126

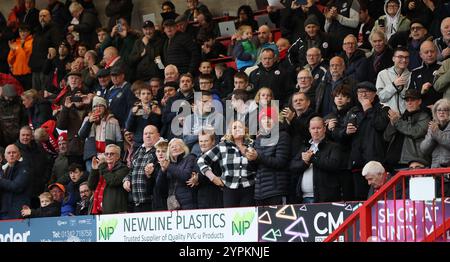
left=232, top=211, right=255, bottom=236
left=98, top=218, right=118, bottom=240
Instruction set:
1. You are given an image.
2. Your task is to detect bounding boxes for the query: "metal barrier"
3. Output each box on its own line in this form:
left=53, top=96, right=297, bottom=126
left=324, top=167, right=450, bottom=242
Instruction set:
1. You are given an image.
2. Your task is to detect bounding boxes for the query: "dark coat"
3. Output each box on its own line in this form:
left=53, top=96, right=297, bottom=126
left=193, top=153, right=223, bottom=209
left=254, top=131, right=291, bottom=200
left=27, top=201, right=61, bottom=218
left=125, top=110, right=162, bottom=147
left=162, top=31, right=201, bottom=75
left=0, top=96, right=27, bottom=147
left=0, top=161, right=31, bottom=219
left=128, top=35, right=164, bottom=81
left=26, top=99, right=54, bottom=129
left=289, top=138, right=344, bottom=203
left=29, top=22, right=63, bottom=72
left=15, top=141, right=52, bottom=200
left=343, top=101, right=390, bottom=169
left=88, top=161, right=129, bottom=214
left=57, top=105, right=88, bottom=157
left=72, top=9, right=101, bottom=49
left=165, top=153, right=197, bottom=210
left=106, top=82, right=137, bottom=128
left=367, top=47, right=394, bottom=84
left=340, top=49, right=369, bottom=82
left=249, top=62, right=289, bottom=104
left=105, top=0, right=134, bottom=30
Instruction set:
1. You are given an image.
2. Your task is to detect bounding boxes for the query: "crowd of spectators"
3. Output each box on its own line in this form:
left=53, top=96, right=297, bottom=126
left=0, top=0, right=449, bottom=219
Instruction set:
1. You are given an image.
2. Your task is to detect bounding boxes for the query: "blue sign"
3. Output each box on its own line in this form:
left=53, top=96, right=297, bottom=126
left=28, top=215, right=96, bottom=242
left=0, top=220, right=31, bottom=242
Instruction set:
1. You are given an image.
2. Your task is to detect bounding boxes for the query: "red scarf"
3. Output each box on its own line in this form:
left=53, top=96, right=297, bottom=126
left=91, top=175, right=106, bottom=214
left=91, top=141, right=107, bottom=214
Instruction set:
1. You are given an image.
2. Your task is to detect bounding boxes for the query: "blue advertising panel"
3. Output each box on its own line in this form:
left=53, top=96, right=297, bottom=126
left=0, top=219, right=31, bottom=242
left=28, top=215, right=96, bottom=242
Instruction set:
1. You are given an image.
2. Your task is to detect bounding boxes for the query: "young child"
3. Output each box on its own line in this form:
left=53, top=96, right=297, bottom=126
left=21, top=192, right=61, bottom=218
left=232, top=25, right=257, bottom=71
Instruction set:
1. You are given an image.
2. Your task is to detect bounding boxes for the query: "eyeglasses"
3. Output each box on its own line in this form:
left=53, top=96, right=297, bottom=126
left=410, top=26, right=424, bottom=31
left=297, top=77, right=311, bottom=80
left=343, top=42, right=356, bottom=46
left=104, top=152, right=117, bottom=156
left=437, top=108, right=450, bottom=113
left=395, top=55, right=409, bottom=60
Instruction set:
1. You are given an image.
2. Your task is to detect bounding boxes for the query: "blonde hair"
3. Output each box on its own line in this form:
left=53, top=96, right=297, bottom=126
left=39, top=192, right=53, bottom=202
left=432, top=98, right=450, bottom=124
left=167, top=138, right=190, bottom=162
left=254, top=87, right=273, bottom=104
left=223, top=120, right=252, bottom=143
left=237, top=25, right=252, bottom=36
left=155, top=140, right=169, bottom=150
left=34, top=128, right=48, bottom=142
left=21, top=89, right=39, bottom=101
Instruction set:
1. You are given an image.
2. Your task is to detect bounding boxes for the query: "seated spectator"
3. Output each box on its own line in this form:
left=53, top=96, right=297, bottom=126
left=433, top=17, right=450, bottom=62
left=232, top=25, right=257, bottom=71
left=356, top=3, right=374, bottom=52
left=65, top=163, right=88, bottom=212
left=183, top=0, right=211, bottom=23
left=235, top=5, right=258, bottom=32
left=340, top=34, right=369, bottom=82
left=163, top=64, right=179, bottom=83
left=160, top=1, right=179, bottom=25
left=48, top=182, right=74, bottom=216
left=21, top=192, right=61, bottom=218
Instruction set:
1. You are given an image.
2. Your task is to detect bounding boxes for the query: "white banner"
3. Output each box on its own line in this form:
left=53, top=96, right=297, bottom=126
left=97, top=207, right=258, bottom=242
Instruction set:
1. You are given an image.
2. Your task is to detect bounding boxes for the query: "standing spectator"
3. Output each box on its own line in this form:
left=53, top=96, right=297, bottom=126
left=371, top=0, right=410, bottom=41
left=324, top=0, right=360, bottom=45
left=29, top=9, right=63, bottom=91
left=0, top=84, right=27, bottom=147
left=125, top=81, right=162, bottom=149
left=123, top=125, right=160, bottom=212
left=67, top=1, right=100, bottom=49
left=15, top=126, right=52, bottom=207
left=183, top=0, right=211, bottom=22
left=409, top=40, right=443, bottom=110
left=22, top=0, right=40, bottom=33
left=21, top=89, right=54, bottom=129
left=106, top=65, right=136, bottom=128
left=340, top=34, right=369, bottom=82
left=160, top=1, right=179, bottom=25
left=93, top=68, right=112, bottom=98
left=42, top=40, right=72, bottom=96
left=160, top=138, right=197, bottom=209
left=48, top=134, right=70, bottom=185
left=197, top=120, right=256, bottom=208
left=0, top=144, right=30, bottom=220
left=315, top=56, right=356, bottom=117
left=192, top=130, right=223, bottom=209
left=89, top=144, right=129, bottom=214
left=128, top=20, right=164, bottom=82
left=356, top=3, right=374, bottom=52
left=376, top=47, right=411, bottom=114
left=78, top=96, right=123, bottom=173
left=366, top=30, right=394, bottom=84
left=383, top=89, right=431, bottom=173
left=249, top=107, right=290, bottom=205
left=105, top=0, right=133, bottom=31
left=288, top=15, right=336, bottom=70
left=254, top=25, right=279, bottom=65
left=303, top=47, right=328, bottom=90
left=8, top=24, right=33, bottom=90
left=420, top=98, right=450, bottom=169
left=162, top=19, right=201, bottom=75
left=289, top=116, right=344, bottom=203
left=433, top=17, right=450, bottom=62
left=434, top=45, right=450, bottom=101
left=249, top=48, right=289, bottom=103
left=46, top=0, right=71, bottom=28
left=343, top=81, right=390, bottom=200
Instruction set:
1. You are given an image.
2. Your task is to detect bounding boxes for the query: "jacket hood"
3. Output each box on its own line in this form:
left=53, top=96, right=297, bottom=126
left=384, top=0, right=402, bottom=18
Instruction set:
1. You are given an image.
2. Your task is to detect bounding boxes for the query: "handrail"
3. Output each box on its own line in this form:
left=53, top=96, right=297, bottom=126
left=325, top=167, right=450, bottom=242
left=422, top=216, right=450, bottom=242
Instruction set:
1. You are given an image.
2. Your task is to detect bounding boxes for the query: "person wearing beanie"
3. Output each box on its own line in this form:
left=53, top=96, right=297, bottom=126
left=246, top=106, right=290, bottom=205
left=288, top=14, right=337, bottom=70
left=78, top=96, right=123, bottom=173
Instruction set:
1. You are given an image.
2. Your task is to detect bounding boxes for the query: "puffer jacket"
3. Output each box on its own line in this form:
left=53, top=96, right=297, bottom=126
left=253, top=131, right=291, bottom=200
